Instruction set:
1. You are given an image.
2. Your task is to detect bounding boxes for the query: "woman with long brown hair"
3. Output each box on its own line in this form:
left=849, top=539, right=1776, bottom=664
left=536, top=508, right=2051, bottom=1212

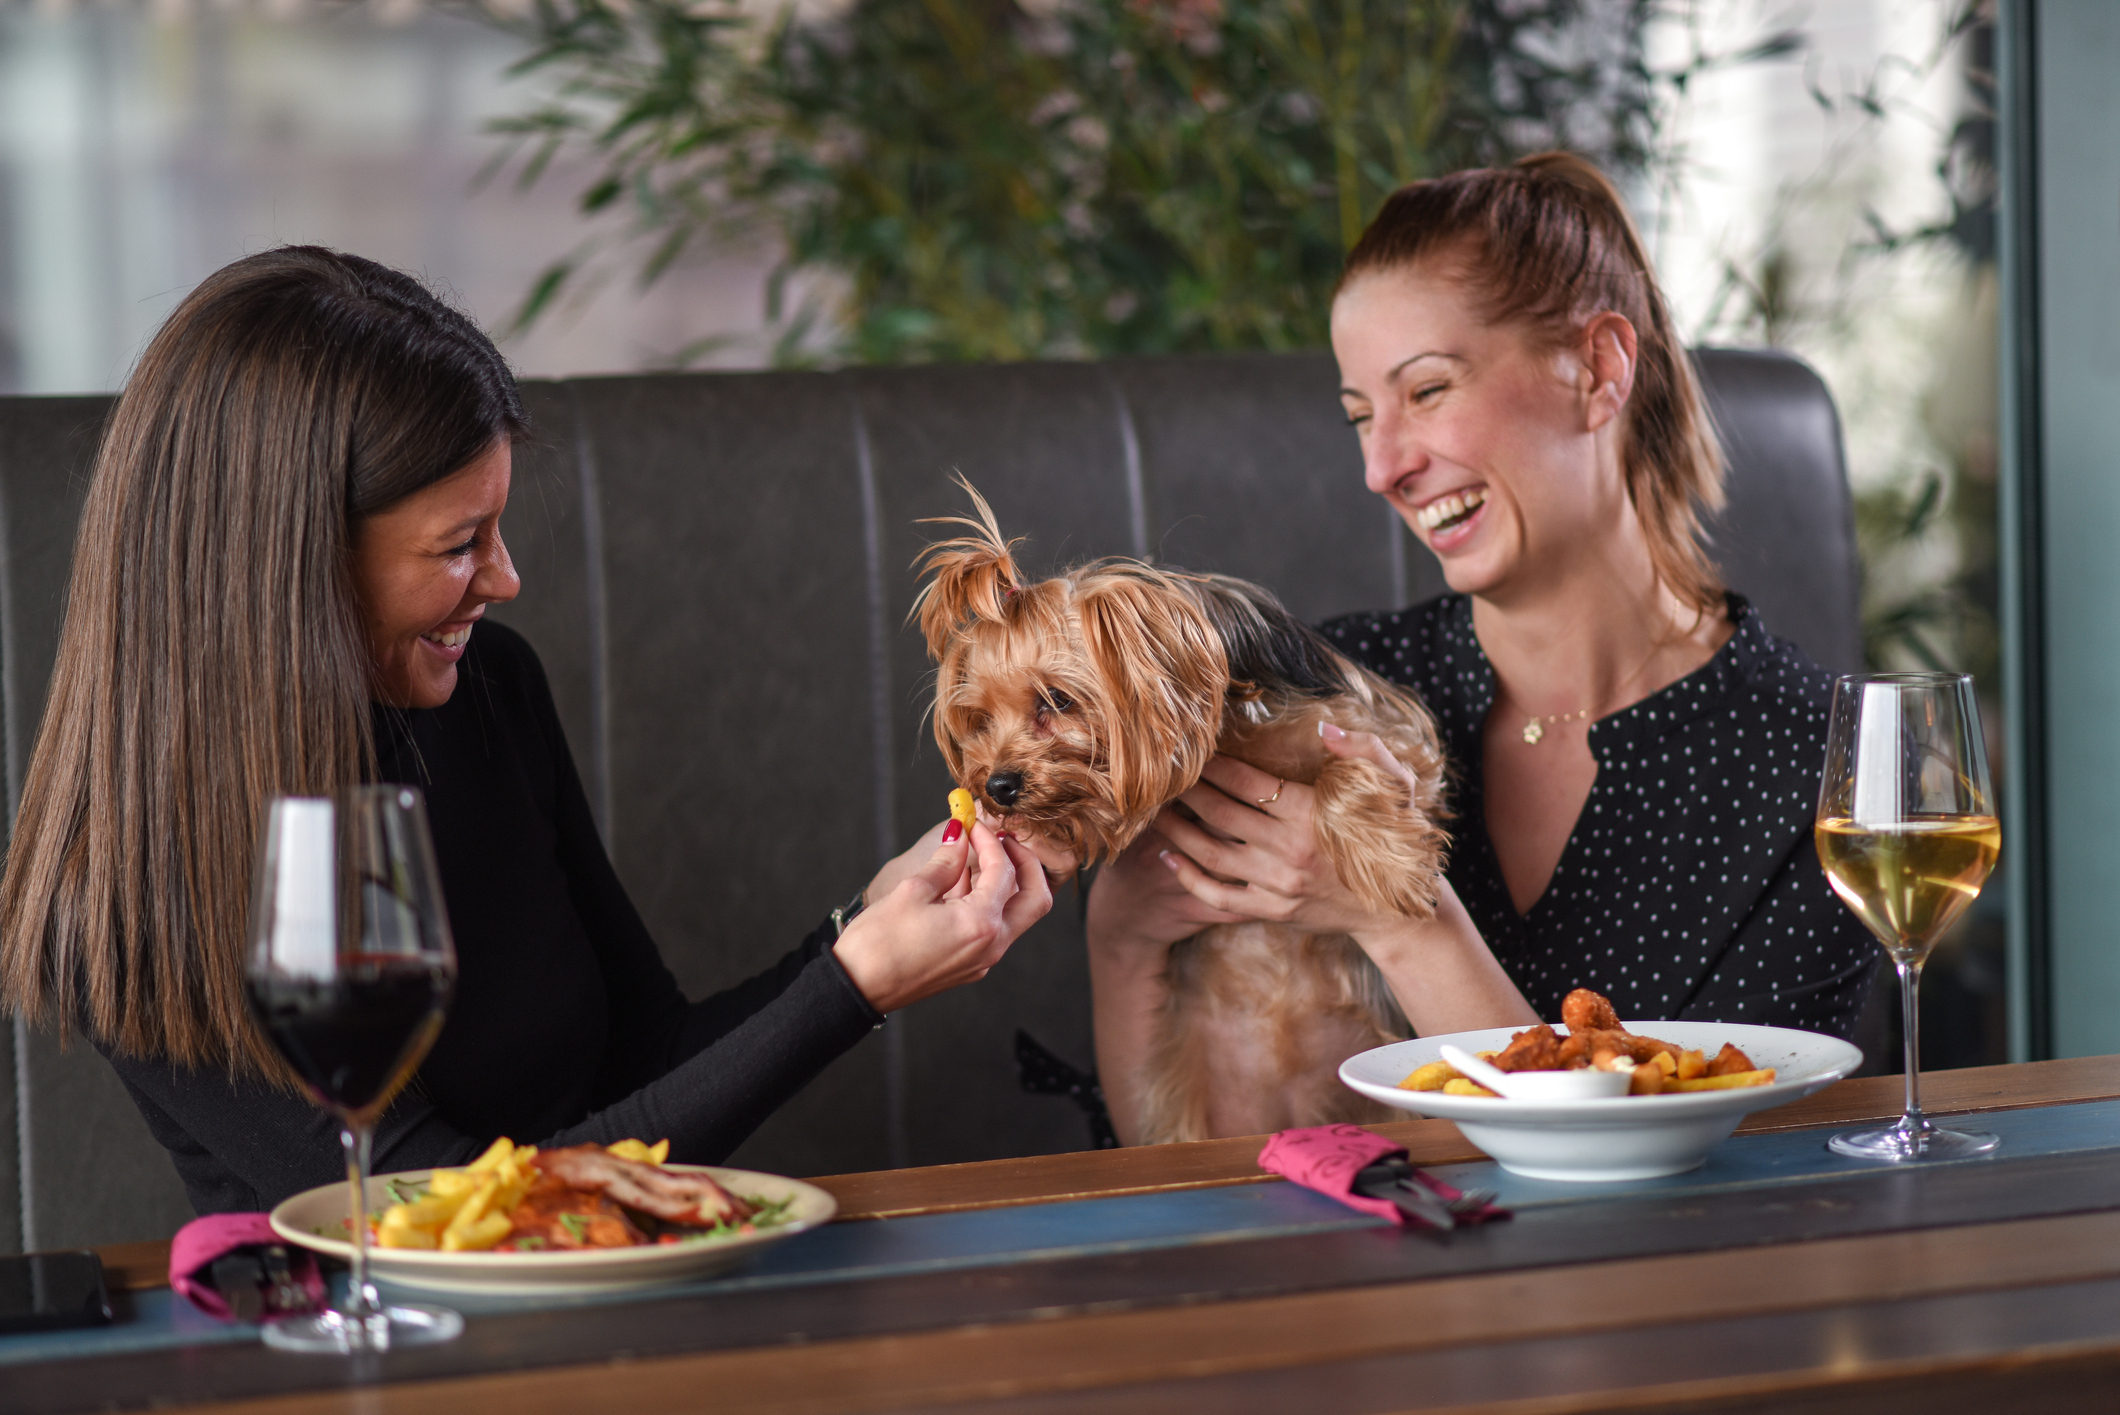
left=0, top=247, right=1049, bottom=1213
left=1085, top=153, right=1873, bottom=1145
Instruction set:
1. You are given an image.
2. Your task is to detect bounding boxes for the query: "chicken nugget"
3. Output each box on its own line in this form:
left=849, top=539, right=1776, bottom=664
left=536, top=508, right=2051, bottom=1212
left=1579, top=1030, right=1641, bottom=1071
left=1560, top=988, right=1621, bottom=1035
left=1492, top=1024, right=1567, bottom=1072
left=1706, top=1042, right=1758, bottom=1077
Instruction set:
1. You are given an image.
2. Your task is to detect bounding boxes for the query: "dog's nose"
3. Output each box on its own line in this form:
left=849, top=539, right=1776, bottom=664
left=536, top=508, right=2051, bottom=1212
left=986, top=770, right=1024, bottom=809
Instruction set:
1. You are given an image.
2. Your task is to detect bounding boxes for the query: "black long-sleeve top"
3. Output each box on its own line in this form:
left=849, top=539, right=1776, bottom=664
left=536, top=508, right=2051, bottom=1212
left=106, top=622, right=881, bottom=1215
left=1319, top=594, right=1876, bottom=1038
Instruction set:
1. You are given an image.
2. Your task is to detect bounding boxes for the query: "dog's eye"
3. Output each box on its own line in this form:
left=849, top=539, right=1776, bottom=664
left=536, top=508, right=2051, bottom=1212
left=1041, top=689, right=1074, bottom=714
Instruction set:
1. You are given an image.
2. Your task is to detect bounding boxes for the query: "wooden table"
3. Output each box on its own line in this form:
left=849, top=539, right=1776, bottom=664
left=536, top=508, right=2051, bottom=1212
left=24, top=1057, right=2120, bottom=1415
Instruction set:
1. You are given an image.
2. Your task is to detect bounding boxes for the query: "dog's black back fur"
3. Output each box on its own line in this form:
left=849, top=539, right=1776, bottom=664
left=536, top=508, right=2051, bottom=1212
left=1191, top=574, right=1354, bottom=702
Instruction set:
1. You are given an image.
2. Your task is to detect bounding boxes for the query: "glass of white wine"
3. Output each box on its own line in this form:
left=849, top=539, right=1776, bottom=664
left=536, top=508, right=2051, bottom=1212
left=1815, top=672, right=2001, bottom=1161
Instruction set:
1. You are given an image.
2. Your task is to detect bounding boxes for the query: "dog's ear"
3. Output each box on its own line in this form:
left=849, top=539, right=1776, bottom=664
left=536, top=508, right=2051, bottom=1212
left=912, top=478, right=1026, bottom=660
left=1078, top=572, right=1228, bottom=819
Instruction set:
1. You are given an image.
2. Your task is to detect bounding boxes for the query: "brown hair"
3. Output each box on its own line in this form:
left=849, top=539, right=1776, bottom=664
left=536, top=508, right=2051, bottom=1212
left=0, top=247, right=526, bottom=1076
left=1339, top=152, right=1727, bottom=617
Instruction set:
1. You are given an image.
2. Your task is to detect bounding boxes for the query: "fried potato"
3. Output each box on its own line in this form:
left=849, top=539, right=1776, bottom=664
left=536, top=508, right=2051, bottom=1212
left=376, top=1210, right=440, bottom=1249
left=466, top=1136, right=516, bottom=1174
left=1399, top=1060, right=1460, bottom=1092
left=1442, top=1078, right=1498, bottom=1097
left=1676, top=1048, right=1707, bottom=1081
left=1665, top=1068, right=1776, bottom=1091
left=1652, top=1051, right=1679, bottom=1077
left=445, top=1210, right=513, bottom=1252
left=606, top=1138, right=670, bottom=1165
left=948, top=788, right=978, bottom=831
left=1628, top=1063, right=1664, bottom=1095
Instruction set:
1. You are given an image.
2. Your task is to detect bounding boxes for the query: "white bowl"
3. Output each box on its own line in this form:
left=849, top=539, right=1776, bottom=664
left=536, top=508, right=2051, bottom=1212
left=1339, top=1021, right=1864, bottom=1182
left=269, top=1164, right=836, bottom=1295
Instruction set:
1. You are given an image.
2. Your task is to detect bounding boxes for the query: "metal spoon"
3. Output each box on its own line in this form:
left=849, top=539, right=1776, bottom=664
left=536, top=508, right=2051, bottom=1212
left=1439, top=1043, right=1632, bottom=1101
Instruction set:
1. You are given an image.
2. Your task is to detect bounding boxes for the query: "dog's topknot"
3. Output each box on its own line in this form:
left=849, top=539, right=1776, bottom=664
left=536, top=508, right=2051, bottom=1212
left=911, top=475, right=1027, bottom=658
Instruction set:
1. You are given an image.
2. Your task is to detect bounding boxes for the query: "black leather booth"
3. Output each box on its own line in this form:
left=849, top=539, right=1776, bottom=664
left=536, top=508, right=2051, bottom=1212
left=0, top=347, right=1858, bottom=1253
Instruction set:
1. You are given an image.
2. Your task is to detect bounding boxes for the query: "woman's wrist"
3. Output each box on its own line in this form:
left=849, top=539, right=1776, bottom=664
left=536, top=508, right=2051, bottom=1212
left=1084, top=875, right=1182, bottom=970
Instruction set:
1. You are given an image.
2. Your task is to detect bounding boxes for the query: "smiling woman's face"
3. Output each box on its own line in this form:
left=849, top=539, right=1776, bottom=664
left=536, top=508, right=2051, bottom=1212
left=1331, top=262, right=1627, bottom=604
left=352, top=438, right=520, bottom=709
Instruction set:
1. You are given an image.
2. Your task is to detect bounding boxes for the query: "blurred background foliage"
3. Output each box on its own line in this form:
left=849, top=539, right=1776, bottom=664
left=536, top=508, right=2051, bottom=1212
left=480, top=0, right=1655, bottom=364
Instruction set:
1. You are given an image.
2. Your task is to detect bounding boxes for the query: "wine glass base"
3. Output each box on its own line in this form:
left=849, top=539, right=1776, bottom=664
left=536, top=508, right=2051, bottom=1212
left=1828, top=1123, right=1999, bottom=1162
left=260, top=1303, right=463, bottom=1353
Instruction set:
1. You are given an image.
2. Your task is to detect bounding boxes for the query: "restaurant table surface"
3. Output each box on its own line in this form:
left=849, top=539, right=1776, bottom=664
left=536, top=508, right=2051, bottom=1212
left=8, top=1056, right=2120, bottom=1414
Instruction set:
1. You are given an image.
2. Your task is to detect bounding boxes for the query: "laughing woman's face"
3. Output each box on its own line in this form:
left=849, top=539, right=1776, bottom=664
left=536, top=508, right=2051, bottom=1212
left=1330, top=260, right=1633, bottom=607
left=352, top=438, right=520, bottom=709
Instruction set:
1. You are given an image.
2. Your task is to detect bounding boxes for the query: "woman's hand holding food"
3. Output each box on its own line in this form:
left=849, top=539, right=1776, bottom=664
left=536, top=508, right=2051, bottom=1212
left=834, top=819, right=1052, bottom=1014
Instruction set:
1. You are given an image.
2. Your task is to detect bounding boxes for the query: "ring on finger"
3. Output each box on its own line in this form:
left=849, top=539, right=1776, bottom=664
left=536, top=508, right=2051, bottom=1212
left=1256, top=779, right=1284, bottom=807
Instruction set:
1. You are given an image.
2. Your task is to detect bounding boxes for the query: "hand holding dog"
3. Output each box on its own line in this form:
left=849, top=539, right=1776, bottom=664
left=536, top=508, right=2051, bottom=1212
left=1153, top=725, right=1415, bottom=938
left=1152, top=724, right=1534, bottom=1038
left=835, top=821, right=1052, bottom=1014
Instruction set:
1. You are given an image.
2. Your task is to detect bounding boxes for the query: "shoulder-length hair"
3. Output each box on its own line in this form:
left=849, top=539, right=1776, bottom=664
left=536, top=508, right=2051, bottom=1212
left=1339, top=152, right=1728, bottom=619
left=0, top=247, right=527, bottom=1077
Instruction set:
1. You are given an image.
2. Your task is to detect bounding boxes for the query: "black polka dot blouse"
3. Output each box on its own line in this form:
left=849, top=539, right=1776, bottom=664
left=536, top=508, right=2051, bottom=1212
left=1319, top=593, right=1877, bottom=1039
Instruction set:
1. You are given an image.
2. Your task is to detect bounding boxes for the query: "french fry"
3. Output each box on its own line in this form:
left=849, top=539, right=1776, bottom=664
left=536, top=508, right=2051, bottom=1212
left=427, top=1169, right=477, bottom=1199
left=606, top=1138, right=670, bottom=1166
left=466, top=1136, right=516, bottom=1174
left=1652, top=1051, right=1679, bottom=1077
left=1629, top=1063, right=1664, bottom=1095
left=439, top=1174, right=502, bottom=1251
left=1398, top=1060, right=1460, bottom=1092
left=376, top=1209, right=442, bottom=1249
left=1676, top=1049, right=1707, bottom=1081
left=1665, top=1068, right=1776, bottom=1092
left=1442, top=1078, right=1498, bottom=1097
left=444, top=1211, right=513, bottom=1253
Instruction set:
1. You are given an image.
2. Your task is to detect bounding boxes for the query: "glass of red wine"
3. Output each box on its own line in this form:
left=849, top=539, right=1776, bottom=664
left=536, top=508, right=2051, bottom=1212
left=244, top=787, right=461, bottom=1353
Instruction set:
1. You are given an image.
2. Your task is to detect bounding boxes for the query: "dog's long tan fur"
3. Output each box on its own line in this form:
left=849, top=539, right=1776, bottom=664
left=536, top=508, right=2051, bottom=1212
left=916, top=483, right=1449, bottom=1143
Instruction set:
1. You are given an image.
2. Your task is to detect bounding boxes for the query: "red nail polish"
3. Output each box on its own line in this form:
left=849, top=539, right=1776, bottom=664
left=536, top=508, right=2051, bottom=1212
left=997, top=830, right=1016, bottom=841
left=942, top=819, right=964, bottom=844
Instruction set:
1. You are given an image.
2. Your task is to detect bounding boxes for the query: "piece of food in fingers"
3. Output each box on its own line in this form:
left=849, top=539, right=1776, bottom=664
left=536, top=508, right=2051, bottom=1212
left=948, top=788, right=978, bottom=831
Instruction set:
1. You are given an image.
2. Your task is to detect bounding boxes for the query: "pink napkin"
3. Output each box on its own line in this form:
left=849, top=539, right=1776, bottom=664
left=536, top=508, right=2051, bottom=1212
left=1257, top=1123, right=1506, bottom=1230
left=168, top=1213, right=327, bottom=1321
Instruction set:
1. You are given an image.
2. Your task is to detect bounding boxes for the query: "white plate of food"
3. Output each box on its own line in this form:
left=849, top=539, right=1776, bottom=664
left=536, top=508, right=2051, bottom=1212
left=1339, top=1019, right=1863, bottom=1182
left=269, top=1143, right=837, bottom=1296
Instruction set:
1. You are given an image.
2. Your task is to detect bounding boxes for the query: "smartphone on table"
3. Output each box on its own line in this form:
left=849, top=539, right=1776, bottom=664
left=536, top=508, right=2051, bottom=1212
left=0, top=1251, right=114, bottom=1334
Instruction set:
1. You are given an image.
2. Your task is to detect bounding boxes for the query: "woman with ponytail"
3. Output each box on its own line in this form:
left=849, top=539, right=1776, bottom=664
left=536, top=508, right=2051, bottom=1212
left=1087, top=155, right=1872, bottom=1141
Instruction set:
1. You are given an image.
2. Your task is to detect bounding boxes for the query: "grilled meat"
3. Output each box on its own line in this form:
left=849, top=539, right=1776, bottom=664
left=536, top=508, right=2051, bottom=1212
left=534, top=1145, right=755, bottom=1226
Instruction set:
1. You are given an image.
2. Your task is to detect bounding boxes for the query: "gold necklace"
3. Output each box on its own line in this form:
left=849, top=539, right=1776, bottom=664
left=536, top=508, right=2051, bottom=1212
left=1515, top=621, right=1675, bottom=746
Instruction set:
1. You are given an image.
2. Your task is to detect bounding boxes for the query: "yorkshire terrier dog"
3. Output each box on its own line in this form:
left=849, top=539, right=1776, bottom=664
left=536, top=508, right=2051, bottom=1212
left=915, top=485, right=1449, bottom=1144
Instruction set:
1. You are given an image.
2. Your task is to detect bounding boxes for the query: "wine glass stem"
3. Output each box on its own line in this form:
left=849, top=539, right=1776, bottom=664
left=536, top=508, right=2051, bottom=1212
left=342, top=1121, right=379, bottom=1331
left=1896, top=955, right=1928, bottom=1141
